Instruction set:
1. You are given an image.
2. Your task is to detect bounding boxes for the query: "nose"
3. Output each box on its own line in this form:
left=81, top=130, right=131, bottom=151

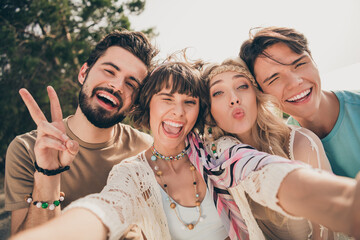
left=229, top=91, right=241, bottom=106
left=107, top=77, right=125, bottom=93
left=172, top=102, right=185, bottom=117
left=285, top=71, right=304, bottom=90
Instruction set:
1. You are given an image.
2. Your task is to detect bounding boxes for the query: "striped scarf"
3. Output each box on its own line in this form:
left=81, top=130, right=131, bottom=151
left=186, top=132, right=294, bottom=240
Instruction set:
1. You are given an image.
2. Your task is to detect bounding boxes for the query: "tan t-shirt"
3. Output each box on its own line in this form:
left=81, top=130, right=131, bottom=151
left=4, top=116, right=153, bottom=211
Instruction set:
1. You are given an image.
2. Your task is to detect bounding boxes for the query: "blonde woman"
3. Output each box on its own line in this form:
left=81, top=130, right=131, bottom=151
left=201, top=57, right=340, bottom=239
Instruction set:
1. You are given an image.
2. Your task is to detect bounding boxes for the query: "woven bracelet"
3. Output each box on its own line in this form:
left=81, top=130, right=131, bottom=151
left=25, top=192, right=65, bottom=210
left=34, top=160, right=70, bottom=176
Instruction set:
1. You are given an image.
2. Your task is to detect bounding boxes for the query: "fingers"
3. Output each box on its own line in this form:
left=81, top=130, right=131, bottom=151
left=57, top=140, right=79, bottom=167
left=35, top=136, right=68, bottom=152
left=37, top=121, right=69, bottom=142
left=19, top=88, right=47, bottom=125
left=47, top=86, right=63, bottom=122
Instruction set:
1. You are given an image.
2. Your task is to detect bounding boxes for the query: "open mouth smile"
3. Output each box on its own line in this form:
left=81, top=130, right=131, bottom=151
left=162, top=120, right=184, bottom=137
left=286, top=88, right=312, bottom=103
left=94, top=89, right=121, bottom=110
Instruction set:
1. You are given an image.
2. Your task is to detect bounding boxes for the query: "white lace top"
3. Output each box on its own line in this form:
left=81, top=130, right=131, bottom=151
left=64, top=136, right=308, bottom=240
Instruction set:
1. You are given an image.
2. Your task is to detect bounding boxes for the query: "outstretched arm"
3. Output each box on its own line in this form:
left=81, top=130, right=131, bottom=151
left=278, top=168, right=359, bottom=238
left=11, top=157, right=170, bottom=240
left=206, top=136, right=359, bottom=238
left=10, top=208, right=107, bottom=240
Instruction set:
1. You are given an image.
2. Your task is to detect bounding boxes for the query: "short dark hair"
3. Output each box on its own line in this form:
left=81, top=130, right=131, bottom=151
left=240, top=27, right=311, bottom=78
left=85, top=30, right=158, bottom=73
left=131, top=61, right=206, bottom=132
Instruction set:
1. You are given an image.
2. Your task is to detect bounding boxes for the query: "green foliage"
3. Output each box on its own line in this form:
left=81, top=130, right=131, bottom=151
left=0, top=0, right=153, bottom=172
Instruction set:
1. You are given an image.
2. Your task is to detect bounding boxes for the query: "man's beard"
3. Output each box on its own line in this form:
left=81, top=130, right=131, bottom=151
left=79, top=85, right=126, bottom=128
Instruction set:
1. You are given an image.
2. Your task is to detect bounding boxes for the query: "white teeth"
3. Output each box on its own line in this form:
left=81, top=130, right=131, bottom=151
left=163, top=121, right=183, bottom=127
left=98, top=93, right=117, bottom=105
left=287, top=89, right=311, bottom=102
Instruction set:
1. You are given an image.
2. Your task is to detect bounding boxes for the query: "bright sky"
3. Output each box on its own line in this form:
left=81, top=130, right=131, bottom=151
left=129, top=0, right=360, bottom=90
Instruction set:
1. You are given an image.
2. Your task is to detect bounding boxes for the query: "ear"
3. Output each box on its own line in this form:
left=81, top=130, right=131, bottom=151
left=78, top=63, right=89, bottom=85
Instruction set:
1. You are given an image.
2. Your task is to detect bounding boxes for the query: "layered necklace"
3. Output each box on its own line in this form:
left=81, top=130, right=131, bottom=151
left=150, top=144, right=202, bottom=230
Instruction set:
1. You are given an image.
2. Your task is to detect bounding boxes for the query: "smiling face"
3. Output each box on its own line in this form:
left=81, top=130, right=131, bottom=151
left=78, top=46, right=148, bottom=128
left=149, top=86, right=199, bottom=155
left=209, top=71, right=257, bottom=142
left=253, top=42, right=321, bottom=119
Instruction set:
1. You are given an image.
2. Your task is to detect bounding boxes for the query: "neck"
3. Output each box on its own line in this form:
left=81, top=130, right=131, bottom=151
left=153, top=141, right=187, bottom=158
left=146, top=145, right=189, bottom=173
left=68, top=107, right=116, bottom=143
left=294, top=90, right=339, bottom=139
left=236, top=131, right=257, bottom=148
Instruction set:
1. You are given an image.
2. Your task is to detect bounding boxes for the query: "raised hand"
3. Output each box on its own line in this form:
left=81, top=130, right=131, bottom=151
left=19, top=86, right=79, bottom=170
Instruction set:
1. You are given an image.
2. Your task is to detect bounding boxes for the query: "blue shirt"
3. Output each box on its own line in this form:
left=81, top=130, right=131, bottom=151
left=287, top=90, right=360, bottom=178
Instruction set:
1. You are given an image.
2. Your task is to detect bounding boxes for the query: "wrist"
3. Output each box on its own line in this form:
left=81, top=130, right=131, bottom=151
left=34, top=160, right=70, bottom=176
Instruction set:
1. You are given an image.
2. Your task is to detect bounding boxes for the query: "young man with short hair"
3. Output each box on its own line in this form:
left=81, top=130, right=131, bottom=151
left=240, top=26, right=360, bottom=178
left=5, top=30, right=158, bottom=237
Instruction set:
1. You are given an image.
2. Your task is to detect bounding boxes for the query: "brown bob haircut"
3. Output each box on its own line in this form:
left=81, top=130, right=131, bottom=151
left=131, top=61, right=206, bottom=133
left=239, top=26, right=311, bottom=89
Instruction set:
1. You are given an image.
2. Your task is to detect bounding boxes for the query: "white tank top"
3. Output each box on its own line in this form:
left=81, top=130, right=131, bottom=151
left=160, top=187, right=228, bottom=240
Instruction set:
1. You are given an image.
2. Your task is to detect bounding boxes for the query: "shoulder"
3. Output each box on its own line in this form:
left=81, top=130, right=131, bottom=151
left=107, top=152, right=153, bottom=185
left=10, top=130, right=38, bottom=146
left=290, top=127, right=332, bottom=170
left=110, top=152, right=148, bottom=174
left=211, top=136, right=242, bottom=157
left=333, top=90, right=360, bottom=105
left=291, top=127, right=321, bottom=153
left=118, top=123, right=152, bottom=144
left=6, top=130, right=38, bottom=163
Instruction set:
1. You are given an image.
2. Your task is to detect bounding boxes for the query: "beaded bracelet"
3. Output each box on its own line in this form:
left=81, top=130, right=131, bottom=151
left=34, top=160, right=70, bottom=176
left=25, top=192, right=65, bottom=210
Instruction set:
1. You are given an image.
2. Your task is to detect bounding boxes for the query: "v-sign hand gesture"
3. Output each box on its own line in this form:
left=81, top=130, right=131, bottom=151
left=19, top=86, right=79, bottom=170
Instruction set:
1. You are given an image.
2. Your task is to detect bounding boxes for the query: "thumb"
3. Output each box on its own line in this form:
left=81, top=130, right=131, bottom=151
left=59, top=140, right=79, bottom=167
left=66, top=140, right=79, bottom=156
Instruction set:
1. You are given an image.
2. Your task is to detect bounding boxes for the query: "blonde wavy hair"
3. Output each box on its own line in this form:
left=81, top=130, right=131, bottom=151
left=202, top=57, right=291, bottom=159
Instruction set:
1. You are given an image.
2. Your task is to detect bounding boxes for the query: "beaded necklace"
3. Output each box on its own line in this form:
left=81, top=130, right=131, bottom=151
left=150, top=145, right=202, bottom=230
left=151, top=144, right=188, bottom=161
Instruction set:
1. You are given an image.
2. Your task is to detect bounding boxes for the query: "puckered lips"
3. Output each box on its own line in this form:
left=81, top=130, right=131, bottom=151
left=232, top=108, right=245, bottom=120
left=94, top=89, right=121, bottom=110
left=286, top=88, right=312, bottom=104
left=162, top=120, right=184, bottom=138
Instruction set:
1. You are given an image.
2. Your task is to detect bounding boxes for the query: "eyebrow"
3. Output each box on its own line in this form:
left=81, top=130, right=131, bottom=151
left=101, top=62, right=120, bottom=71
left=210, top=74, right=247, bottom=87
left=262, top=55, right=307, bottom=84
left=157, top=92, right=173, bottom=97
left=101, top=62, right=141, bottom=85
left=209, top=79, right=223, bottom=88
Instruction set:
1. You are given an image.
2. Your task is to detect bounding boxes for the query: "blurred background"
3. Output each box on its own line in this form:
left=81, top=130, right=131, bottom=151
left=1, top=0, right=359, bottom=238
